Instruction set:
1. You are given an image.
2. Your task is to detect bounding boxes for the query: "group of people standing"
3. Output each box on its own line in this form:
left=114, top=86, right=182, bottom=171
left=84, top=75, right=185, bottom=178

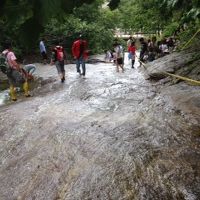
left=104, top=38, right=136, bottom=72
left=127, top=36, right=175, bottom=64
left=0, top=34, right=88, bottom=101
left=1, top=34, right=175, bottom=102
left=105, top=41, right=129, bottom=72
left=40, top=34, right=88, bottom=83
left=105, top=36, right=175, bottom=71
left=139, top=36, right=175, bottom=63
left=104, top=37, right=136, bottom=71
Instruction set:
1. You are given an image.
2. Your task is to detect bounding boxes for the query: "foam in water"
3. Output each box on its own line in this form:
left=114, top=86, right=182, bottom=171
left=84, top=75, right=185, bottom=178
left=0, top=90, right=10, bottom=106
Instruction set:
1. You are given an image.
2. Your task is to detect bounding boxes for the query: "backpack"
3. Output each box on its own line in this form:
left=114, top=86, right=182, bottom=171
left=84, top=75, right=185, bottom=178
left=0, top=53, right=10, bottom=74
left=55, top=46, right=64, bottom=61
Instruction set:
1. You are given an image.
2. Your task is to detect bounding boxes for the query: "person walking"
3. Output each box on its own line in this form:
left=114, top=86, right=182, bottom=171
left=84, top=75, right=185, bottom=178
left=50, top=44, right=66, bottom=83
left=39, top=38, right=47, bottom=64
left=72, top=34, right=88, bottom=78
left=2, top=43, right=30, bottom=101
left=128, top=41, right=136, bottom=68
left=139, top=38, right=148, bottom=64
left=127, top=36, right=133, bottom=61
left=114, top=42, right=124, bottom=72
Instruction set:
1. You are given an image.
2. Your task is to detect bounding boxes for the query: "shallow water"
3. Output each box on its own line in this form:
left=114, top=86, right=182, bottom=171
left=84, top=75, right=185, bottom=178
left=0, top=53, right=200, bottom=200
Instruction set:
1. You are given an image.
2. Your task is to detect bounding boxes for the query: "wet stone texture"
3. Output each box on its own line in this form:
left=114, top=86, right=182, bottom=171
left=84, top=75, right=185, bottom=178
left=0, top=54, right=200, bottom=200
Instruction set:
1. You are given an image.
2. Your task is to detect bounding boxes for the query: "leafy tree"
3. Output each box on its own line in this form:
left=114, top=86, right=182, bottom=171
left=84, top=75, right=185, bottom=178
left=0, top=0, right=97, bottom=51
left=0, top=0, right=118, bottom=55
left=111, top=0, right=199, bottom=38
left=44, top=1, right=116, bottom=55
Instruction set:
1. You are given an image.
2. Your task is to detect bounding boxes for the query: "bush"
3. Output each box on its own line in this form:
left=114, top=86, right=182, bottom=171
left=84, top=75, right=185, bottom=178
left=44, top=15, right=115, bottom=56
left=163, top=22, right=179, bottom=37
left=178, top=22, right=200, bottom=49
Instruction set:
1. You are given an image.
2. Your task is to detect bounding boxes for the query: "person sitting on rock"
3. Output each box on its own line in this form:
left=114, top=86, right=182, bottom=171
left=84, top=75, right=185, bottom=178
left=159, top=39, right=169, bottom=56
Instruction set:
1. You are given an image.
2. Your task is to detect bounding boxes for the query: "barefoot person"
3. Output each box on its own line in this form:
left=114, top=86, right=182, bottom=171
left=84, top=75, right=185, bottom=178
left=50, top=43, right=66, bottom=83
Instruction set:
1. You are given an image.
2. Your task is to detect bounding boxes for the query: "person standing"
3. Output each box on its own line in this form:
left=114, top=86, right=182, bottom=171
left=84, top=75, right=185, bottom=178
left=39, top=38, right=47, bottom=64
left=72, top=34, right=88, bottom=78
left=2, top=43, right=30, bottom=101
left=128, top=41, right=136, bottom=68
left=139, top=38, right=148, bottom=63
left=127, top=36, right=133, bottom=61
left=50, top=44, right=66, bottom=83
left=114, top=42, right=124, bottom=72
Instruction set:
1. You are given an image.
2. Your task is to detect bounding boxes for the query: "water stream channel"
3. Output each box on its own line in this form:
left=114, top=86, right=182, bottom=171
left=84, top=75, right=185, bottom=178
left=0, top=53, right=200, bottom=200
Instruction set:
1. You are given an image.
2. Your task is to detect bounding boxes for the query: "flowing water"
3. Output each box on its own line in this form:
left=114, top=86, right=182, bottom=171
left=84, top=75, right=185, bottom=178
left=0, top=54, right=200, bottom=200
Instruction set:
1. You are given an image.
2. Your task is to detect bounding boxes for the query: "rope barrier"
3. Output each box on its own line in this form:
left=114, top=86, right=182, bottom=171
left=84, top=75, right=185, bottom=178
left=134, top=53, right=200, bottom=86
left=162, top=71, right=200, bottom=86
left=181, top=28, right=200, bottom=51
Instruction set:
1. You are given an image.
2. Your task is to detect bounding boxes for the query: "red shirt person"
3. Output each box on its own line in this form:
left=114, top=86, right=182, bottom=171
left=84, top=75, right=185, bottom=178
left=72, top=35, right=88, bottom=77
left=128, top=41, right=136, bottom=68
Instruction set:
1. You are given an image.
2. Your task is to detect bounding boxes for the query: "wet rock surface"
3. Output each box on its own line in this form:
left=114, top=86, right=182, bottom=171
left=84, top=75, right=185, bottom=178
left=144, top=49, right=200, bottom=81
left=0, top=54, right=200, bottom=200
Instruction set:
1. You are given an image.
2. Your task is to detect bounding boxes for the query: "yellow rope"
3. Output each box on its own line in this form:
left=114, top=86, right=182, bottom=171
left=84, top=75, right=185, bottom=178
left=181, top=28, right=200, bottom=51
left=134, top=39, right=200, bottom=86
left=162, top=71, right=200, bottom=86
left=135, top=53, right=200, bottom=86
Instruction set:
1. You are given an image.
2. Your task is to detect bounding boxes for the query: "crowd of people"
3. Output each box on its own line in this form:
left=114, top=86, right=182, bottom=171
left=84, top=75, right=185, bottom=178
left=0, top=34, right=175, bottom=102
left=139, top=36, right=175, bottom=63
left=105, top=36, right=175, bottom=70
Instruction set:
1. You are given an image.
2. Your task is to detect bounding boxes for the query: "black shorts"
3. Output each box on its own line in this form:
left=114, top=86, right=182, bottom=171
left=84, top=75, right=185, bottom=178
left=7, top=69, right=25, bottom=86
left=41, top=51, right=47, bottom=59
left=55, top=60, right=65, bottom=74
left=117, top=58, right=123, bottom=65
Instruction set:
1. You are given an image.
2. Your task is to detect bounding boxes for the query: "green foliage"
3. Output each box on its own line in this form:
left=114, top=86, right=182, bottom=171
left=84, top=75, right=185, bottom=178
left=178, top=23, right=200, bottom=49
left=1, top=0, right=199, bottom=58
left=0, top=0, right=98, bottom=51
left=108, top=0, right=120, bottom=10
left=112, top=0, right=199, bottom=43
left=0, top=0, right=117, bottom=56
left=44, top=1, right=115, bottom=55
left=116, top=0, right=168, bottom=33
left=163, top=22, right=179, bottom=37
